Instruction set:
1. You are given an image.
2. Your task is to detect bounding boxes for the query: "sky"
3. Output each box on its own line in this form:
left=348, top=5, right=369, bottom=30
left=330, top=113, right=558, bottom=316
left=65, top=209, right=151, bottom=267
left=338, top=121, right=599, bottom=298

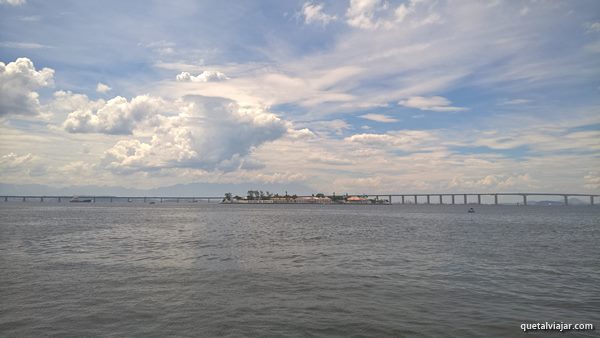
left=0, top=0, right=599, bottom=196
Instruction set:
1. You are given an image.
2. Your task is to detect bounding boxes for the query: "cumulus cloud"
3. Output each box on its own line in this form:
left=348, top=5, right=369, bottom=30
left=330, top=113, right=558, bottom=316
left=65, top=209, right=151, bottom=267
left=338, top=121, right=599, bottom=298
left=345, top=0, right=432, bottom=29
left=176, top=71, right=229, bottom=83
left=0, top=0, right=26, bottom=6
left=346, top=0, right=389, bottom=29
left=398, top=96, right=467, bottom=112
left=63, top=95, right=168, bottom=134
left=359, top=113, right=398, bottom=123
left=96, top=82, right=111, bottom=93
left=301, top=2, right=337, bottom=25
left=0, top=152, right=46, bottom=177
left=100, top=95, right=288, bottom=172
left=0, top=58, right=54, bottom=116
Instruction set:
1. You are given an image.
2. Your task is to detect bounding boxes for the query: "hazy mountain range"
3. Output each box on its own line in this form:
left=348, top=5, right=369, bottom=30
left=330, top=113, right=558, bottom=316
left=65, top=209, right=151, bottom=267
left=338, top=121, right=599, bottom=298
left=0, top=182, right=314, bottom=197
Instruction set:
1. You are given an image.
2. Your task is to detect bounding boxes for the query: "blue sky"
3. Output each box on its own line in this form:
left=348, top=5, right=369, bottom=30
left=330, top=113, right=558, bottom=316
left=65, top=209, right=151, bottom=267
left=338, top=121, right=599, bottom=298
left=1, top=0, right=599, bottom=194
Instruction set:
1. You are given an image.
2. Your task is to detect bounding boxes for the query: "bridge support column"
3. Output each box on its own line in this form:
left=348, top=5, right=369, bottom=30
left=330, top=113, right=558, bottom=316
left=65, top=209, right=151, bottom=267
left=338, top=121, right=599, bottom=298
left=389, top=195, right=392, bottom=204
left=451, top=195, right=455, bottom=204
left=463, top=194, right=467, bottom=204
left=93, top=197, right=96, bottom=203
left=564, top=195, right=568, bottom=206
left=208, top=198, right=211, bottom=203
left=23, top=197, right=26, bottom=202
left=401, top=196, right=405, bottom=204
left=177, top=198, right=180, bottom=203
left=110, top=197, right=113, bottom=203
left=494, top=194, right=498, bottom=205
left=160, top=198, right=163, bottom=203
left=477, top=194, right=481, bottom=205
left=439, top=195, right=443, bottom=204
left=58, top=197, right=61, bottom=202
left=426, top=195, right=430, bottom=204
left=4, top=196, right=7, bottom=202
left=40, top=197, right=43, bottom=202
left=414, top=195, right=418, bottom=204
left=522, top=195, right=527, bottom=206
left=144, top=197, right=147, bottom=203
left=591, top=196, right=594, bottom=206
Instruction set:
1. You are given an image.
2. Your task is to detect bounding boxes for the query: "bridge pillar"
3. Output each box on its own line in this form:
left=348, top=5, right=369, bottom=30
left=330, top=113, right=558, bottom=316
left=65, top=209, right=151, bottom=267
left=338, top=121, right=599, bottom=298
left=208, top=198, right=211, bottom=203
left=40, top=197, right=43, bottom=202
left=144, top=197, right=147, bottom=203
left=92, top=197, right=96, bottom=203
left=564, top=195, right=568, bottom=206
left=522, top=195, right=527, bottom=206
left=439, top=195, right=443, bottom=204
left=23, top=197, right=26, bottom=202
left=463, top=194, right=467, bottom=204
left=401, top=195, right=405, bottom=204
left=451, top=195, right=455, bottom=204
left=4, top=196, right=7, bottom=202
left=160, top=198, right=163, bottom=203
left=177, top=198, right=180, bottom=203
left=591, top=196, right=594, bottom=206
left=414, top=195, right=418, bottom=205
left=477, top=194, right=481, bottom=205
left=58, top=197, right=61, bottom=202
left=426, top=195, right=430, bottom=204
left=494, top=194, right=498, bottom=205
left=110, top=197, right=113, bottom=203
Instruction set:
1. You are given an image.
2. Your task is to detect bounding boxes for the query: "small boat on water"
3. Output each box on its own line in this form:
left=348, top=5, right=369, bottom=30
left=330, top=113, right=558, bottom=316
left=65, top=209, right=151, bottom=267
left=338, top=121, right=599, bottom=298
left=70, top=196, right=92, bottom=203
left=468, top=207, right=475, bottom=213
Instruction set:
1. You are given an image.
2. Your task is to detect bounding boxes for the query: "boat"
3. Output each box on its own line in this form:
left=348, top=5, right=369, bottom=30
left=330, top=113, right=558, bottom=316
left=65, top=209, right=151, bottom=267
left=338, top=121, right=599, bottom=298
left=468, top=207, right=475, bottom=213
left=70, top=196, right=92, bottom=203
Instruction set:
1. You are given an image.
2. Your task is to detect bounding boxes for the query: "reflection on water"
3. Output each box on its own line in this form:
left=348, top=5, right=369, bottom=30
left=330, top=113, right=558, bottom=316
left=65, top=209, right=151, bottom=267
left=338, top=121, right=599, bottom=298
left=1, top=204, right=599, bottom=337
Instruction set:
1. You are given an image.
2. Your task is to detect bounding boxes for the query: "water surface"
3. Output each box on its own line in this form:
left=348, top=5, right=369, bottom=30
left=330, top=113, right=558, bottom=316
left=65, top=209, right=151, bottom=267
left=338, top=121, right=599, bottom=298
left=1, top=203, right=598, bottom=337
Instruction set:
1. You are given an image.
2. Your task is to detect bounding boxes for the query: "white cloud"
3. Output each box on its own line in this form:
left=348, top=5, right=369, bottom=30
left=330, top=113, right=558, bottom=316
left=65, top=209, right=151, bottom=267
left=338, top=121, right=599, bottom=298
left=586, top=22, right=600, bottom=33
left=345, top=0, right=436, bottom=29
left=345, top=130, right=439, bottom=152
left=96, top=82, right=111, bottom=93
left=62, top=95, right=168, bottom=134
left=101, top=96, right=288, bottom=172
left=301, top=2, right=337, bottom=25
left=398, top=96, right=467, bottom=112
left=176, top=71, right=229, bottom=83
left=0, top=0, right=26, bottom=6
left=0, top=58, right=54, bottom=116
left=359, top=113, right=398, bottom=123
left=449, top=174, right=537, bottom=190
left=346, top=0, right=389, bottom=29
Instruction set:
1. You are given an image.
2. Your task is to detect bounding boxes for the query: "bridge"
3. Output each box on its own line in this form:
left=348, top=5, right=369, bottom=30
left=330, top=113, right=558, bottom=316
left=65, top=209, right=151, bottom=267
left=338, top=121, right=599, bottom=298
left=0, top=195, right=223, bottom=203
left=361, top=193, right=598, bottom=205
left=1, top=193, right=598, bottom=205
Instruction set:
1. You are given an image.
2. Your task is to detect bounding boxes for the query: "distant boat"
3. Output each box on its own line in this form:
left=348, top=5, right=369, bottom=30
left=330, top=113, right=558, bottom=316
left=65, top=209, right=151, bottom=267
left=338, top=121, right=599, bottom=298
left=70, top=196, right=92, bottom=203
left=468, top=207, right=475, bottom=213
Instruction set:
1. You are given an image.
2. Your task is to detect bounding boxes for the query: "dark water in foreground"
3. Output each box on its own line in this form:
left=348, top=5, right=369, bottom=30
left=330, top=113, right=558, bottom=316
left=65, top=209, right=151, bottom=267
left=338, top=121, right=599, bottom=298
left=1, top=203, right=599, bottom=337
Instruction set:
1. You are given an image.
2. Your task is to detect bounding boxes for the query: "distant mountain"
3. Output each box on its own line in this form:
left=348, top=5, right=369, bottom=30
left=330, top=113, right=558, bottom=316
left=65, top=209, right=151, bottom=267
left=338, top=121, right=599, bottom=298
left=0, top=182, right=314, bottom=197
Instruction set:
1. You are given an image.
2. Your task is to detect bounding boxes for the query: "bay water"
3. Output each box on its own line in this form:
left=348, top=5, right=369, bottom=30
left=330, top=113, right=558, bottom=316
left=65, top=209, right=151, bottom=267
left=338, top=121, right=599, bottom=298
left=1, top=203, right=598, bottom=337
